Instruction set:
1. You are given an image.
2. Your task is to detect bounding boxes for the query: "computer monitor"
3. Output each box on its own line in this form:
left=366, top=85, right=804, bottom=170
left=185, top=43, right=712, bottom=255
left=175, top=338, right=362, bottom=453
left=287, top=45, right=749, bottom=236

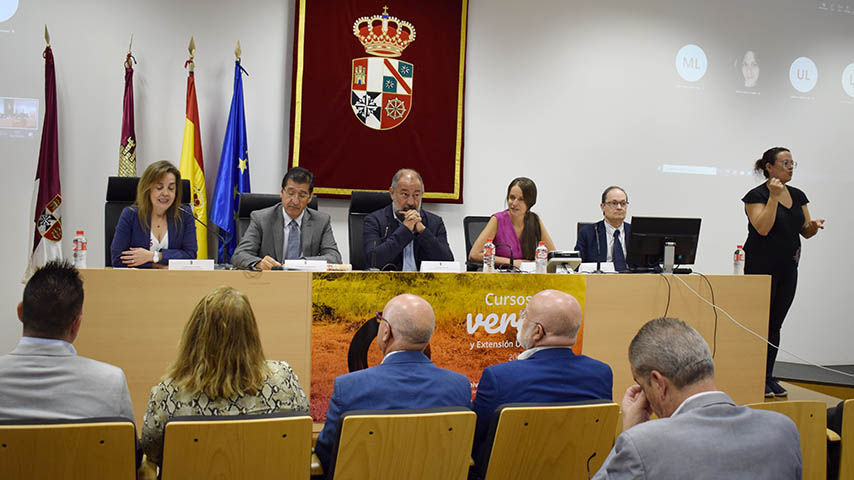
left=626, top=216, right=701, bottom=270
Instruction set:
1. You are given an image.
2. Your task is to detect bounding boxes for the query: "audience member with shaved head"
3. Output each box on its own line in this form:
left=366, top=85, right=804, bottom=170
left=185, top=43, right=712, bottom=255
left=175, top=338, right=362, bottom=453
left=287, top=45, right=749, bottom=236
left=471, top=290, right=613, bottom=471
left=592, top=317, right=801, bottom=479
left=314, top=294, right=471, bottom=476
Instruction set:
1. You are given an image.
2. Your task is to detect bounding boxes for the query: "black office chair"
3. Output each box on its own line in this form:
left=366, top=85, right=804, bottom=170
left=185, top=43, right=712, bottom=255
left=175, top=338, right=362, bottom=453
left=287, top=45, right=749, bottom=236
left=235, top=193, right=318, bottom=244
left=348, top=191, right=392, bottom=270
left=104, top=176, right=190, bottom=266
left=463, top=216, right=491, bottom=271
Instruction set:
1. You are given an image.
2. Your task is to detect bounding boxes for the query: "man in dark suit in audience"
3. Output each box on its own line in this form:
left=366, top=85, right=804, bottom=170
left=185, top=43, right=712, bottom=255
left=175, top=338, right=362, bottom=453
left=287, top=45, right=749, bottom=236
left=231, top=167, right=341, bottom=269
left=575, top=186, right=631, bottom=270
left=593, top=317, right=802, bottom=479
left=0, top=261, right=134, bottom=420
left=363, top=168, right=454, bottom=271
left=315, top=293, right=471, bottom=475
left=471, top=289, right=613, bottom=471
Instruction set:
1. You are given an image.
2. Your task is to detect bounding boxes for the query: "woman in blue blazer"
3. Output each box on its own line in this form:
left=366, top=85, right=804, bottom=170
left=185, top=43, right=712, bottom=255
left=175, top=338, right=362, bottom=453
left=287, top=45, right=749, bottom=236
left=110, top=161, right=197, bottom=268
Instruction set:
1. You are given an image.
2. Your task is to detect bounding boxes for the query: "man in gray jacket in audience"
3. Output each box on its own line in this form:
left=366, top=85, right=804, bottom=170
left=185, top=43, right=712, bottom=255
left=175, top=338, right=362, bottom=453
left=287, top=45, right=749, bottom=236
left=593, top=317, right=801, bottom=479
left=0, top=261, right=134, bottom=421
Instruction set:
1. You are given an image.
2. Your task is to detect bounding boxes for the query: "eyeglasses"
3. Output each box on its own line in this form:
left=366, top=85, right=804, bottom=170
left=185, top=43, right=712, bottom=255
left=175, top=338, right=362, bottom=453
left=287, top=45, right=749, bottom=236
left=519, top=308, right=547, bottom=336
left=604, top=201, right=629, bottom=208
left=376, top=311, right=392, bottom=335
left=282, top=188, right=311, bottom=201
left=778, top=160, right=798, bottom=169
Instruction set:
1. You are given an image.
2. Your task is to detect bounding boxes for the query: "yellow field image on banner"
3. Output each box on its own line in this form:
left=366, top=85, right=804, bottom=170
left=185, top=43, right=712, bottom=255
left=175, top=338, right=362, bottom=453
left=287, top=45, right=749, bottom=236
left=310, top=272, right=587, bottom=421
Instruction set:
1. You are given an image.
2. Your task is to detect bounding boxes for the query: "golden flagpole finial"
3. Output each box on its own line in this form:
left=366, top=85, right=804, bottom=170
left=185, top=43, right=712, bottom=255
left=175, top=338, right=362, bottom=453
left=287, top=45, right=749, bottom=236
left=44, top=25, right=50, bottom=47
left=125, top=34, right=136, bottom=68
left=186, top=36, right=195, bottom=73
left=128, top=33, right=134, bottom=54
left=235, top=40, right=241, bottom=61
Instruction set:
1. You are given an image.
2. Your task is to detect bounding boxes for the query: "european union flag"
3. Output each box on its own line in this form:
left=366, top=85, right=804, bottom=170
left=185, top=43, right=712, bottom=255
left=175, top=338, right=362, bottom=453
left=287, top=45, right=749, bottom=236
left=211, top=60, right=250, bottom=263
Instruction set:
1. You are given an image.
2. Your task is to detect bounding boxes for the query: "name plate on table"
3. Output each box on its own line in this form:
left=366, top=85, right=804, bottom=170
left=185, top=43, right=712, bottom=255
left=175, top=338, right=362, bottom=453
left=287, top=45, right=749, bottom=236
left=168, top=259, right=215, bottom=270
left=284, top=260, right=328, bottom=272
left=578, top=262, right=616, bottom=273
left=420, top=261, right=463, bottom=273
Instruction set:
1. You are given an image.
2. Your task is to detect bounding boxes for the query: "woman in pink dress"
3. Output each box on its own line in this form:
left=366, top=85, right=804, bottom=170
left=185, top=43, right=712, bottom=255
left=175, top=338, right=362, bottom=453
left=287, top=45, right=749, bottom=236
left=469, top=177, right=557, bottom=268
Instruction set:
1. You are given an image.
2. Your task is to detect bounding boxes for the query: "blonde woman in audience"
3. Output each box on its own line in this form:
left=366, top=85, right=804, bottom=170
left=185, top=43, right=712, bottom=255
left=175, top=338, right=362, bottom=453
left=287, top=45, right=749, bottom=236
left=141, top=286, right=309, bottom=466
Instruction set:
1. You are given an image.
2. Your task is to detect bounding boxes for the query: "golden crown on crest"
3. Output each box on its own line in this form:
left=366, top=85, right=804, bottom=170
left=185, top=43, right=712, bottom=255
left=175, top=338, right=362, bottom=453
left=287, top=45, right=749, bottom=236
left=352, top=6, right=416, bottom=58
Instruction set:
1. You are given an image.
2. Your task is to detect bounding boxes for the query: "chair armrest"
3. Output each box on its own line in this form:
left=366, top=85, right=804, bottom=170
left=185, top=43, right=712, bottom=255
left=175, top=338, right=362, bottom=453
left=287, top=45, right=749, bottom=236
left=311, top=452, right=324, bottom=476
left=137, top=458, right=157, bottom=480
left=827, top=428, right=841, bottom=442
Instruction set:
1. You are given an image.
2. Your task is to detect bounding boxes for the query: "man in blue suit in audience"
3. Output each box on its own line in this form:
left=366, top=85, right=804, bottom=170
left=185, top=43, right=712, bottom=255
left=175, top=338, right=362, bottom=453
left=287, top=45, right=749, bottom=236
left=575, top=186, right=631, bottom=271
left=593, top=318, right=801, bottom=479
left=314, top=293, right=471, bottom=476
left=471, top=289, right=613, bottom=471
left=363, top=168, right=454, bottom=271
left=0, top=261, right=134, bottom=421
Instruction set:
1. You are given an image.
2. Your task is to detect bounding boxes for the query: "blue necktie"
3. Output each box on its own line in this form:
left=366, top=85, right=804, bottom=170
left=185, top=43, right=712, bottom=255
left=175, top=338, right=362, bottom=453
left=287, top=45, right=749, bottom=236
left=286, top=220, right=301, bottom=259
left=613, top=230, right=626, bottom=271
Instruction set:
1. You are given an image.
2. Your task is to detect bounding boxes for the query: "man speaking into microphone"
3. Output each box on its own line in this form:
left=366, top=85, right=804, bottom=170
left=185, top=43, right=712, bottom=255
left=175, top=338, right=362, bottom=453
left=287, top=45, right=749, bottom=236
left=363, top=168, right=454, bottom=271
left=231, top=167, right=341, bottom=270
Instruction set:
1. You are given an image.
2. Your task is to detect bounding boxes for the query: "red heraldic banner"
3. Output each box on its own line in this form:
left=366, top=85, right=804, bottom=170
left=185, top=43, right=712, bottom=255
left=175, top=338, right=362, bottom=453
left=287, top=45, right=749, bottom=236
left=289, top=1, right=468, bottom=202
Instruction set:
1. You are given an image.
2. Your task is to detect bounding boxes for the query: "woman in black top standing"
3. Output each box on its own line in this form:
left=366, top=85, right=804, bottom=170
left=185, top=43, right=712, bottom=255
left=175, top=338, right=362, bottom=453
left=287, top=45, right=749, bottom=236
left=742, top=147, right=824, bottom=398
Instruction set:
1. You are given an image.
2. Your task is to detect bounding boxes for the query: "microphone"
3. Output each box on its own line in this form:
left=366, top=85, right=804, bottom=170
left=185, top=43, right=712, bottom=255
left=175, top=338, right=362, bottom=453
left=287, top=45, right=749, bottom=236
left=493, top=243, right=518, bottom=272
left=179, top=205, right=229, bottom=262
left=593, top=222, right=603, bottom=274
left=368, top=239, right=379, bottom=271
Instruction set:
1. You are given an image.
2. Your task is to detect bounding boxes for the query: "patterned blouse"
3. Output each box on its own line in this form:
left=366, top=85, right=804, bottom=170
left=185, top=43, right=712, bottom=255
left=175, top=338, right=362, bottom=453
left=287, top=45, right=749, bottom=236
left=141, top=360, right=309, bottom=465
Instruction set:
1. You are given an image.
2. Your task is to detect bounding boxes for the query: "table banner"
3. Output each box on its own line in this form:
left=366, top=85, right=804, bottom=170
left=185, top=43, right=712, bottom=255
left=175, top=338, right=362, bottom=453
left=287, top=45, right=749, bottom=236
left=311, top=272, right=587, bottom=421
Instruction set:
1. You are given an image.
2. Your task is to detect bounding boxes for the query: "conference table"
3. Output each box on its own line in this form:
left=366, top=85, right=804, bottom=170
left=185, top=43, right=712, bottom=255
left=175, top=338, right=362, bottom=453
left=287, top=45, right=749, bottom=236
left=76, top=269, right=769, bottom=426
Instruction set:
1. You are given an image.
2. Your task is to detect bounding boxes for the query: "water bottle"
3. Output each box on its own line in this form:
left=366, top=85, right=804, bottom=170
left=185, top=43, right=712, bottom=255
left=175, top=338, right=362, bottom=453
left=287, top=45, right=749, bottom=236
left=733, top=244, right=745, bottom=275
left=535, top=241, right=548, bottom=274
left=72, top=230, right=87, bottom=269
left=483, top=238, right=495, bottom=273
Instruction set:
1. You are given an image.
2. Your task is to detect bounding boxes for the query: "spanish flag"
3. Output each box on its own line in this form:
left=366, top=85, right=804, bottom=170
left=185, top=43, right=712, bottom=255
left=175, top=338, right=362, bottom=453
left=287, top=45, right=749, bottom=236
left=179, top=48, right=208, bottom=259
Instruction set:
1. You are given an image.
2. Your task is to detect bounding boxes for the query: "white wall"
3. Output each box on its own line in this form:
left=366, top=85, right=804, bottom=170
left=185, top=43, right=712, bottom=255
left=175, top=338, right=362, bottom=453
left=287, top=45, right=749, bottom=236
left=0, top=0, right=850, bottom=365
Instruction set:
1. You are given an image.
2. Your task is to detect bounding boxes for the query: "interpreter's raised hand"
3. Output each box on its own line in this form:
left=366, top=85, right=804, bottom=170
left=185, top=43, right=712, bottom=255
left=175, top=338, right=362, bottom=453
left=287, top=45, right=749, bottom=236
left=121, top=248, right=155, bottom=267
left=621, top=384, right=652, bottom=431
left=768, top=177, right=786, bottom=199
left=256, top=256, right=282, bottom=271
left=804, top=218, right=825, bottom=237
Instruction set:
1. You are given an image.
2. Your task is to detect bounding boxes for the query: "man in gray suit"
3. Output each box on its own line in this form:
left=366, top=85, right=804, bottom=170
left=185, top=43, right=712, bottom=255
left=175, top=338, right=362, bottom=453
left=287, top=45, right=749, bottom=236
left=0, top=261, right=134, bottom=420
left=231, top=167, right=341, bottom=269
left=593, top=317, right=801, bottom=479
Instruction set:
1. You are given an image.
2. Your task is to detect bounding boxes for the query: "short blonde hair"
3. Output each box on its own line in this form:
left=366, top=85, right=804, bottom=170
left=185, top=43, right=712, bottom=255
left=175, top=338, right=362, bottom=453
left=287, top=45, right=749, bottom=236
left=166, top=286, right=268, bottom=398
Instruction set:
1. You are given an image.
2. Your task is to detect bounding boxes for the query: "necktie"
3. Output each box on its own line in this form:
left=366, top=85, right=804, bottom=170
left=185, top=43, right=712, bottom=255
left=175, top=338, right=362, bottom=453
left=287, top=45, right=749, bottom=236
left=613, top=230, right=627, bottom=271
left=286, top=220, right=301, bottom=259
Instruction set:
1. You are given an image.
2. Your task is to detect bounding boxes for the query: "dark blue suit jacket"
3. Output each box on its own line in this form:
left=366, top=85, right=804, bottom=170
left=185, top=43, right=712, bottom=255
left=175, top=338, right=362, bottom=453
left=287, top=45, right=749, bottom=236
left=110, top=207, right=197, bottom=268
left=363, top=205, right=454, bottom=270
left=315, top=350, right=471, bottom=474
left=471, top=348, right=613, bottom=467
left=574, top=220, right=631, bottom=263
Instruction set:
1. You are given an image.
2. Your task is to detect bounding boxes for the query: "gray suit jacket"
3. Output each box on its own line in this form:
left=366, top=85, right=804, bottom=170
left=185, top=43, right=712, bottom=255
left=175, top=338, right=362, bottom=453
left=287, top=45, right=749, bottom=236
left=0, top=340, right=134, bottom=421
left=231, top=203, right=342, bottom=267
left=593, top=392, right=801, bottom=479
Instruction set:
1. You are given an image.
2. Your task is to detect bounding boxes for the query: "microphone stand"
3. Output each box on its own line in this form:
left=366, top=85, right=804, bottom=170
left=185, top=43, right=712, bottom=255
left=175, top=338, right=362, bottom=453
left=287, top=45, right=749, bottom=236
left=493, top=243, right=518, bottom=272
left=179, top=205, right=230, bottom=266
left=593, top=223, right=603, bottom=273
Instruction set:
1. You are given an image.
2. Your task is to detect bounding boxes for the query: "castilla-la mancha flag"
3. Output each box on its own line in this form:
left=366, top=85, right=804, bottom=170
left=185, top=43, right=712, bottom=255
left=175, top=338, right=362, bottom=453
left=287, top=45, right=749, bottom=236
left=26, top=45, right=62, bottom=279
left=179, top=63, right=208, bottom=259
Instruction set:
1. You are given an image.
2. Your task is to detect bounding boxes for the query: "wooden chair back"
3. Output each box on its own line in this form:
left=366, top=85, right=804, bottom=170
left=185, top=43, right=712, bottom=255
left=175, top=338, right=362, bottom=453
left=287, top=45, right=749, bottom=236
left=840, top=399, right=854, bottom=480
left=748, top=400, right=826, bottom=480
left=330, top=407, right=475, bottom=480
left=0, top=417, right=136, bottom=479
left=482, top=402, right=619, bottom=480
left=160, top=413, right=312, bottom=480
